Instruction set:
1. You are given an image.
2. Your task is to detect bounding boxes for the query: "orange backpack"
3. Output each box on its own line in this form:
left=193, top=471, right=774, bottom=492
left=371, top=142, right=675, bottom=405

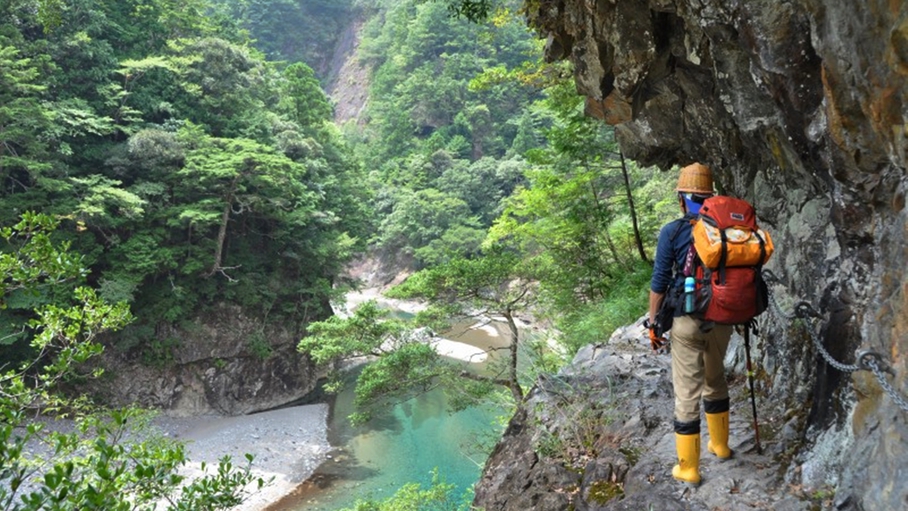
left=684, top=196, right=773, bottom=325
left=692, top=198, right=774, bottom=267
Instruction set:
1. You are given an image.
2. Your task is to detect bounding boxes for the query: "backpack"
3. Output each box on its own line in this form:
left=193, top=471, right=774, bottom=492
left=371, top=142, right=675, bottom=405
left=683, top=196, right=774, bottom=325
left=651, top=214, right=697, bottom=337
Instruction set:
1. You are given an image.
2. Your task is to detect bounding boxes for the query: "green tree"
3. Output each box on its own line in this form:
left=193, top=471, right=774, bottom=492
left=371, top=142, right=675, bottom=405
left=377, top=188, right=481, bottom=265
left=167, top=37, right=273, bottom=139
left=298, top=300, right=445, bottom=423
left=486, top=75, right=649, bottom=308
left=356, top=0, right=537, bottom=167
left=341, top=468, right=469, bottom=511
left=101, top=0, right=220, bottom=54
left=435, top=156, right=526, bottom=225
left=0, top=0, right=369, bottom=365
left=388, top=249, right=539, bottom=403
left=456, top=67, right=682, bottom=355
left=172, top=130, right=317, bottom=279
left=0, top=44, right=56, bottom=222
left=346, top=0, right=541, bottom=269
left=277, top=62, right=333, bottom=131
left=298, top=249, right=539, bottom=423
left=489, top=165, right=618, bottom=304
left=0, top=213, right=263, bottom=510
left=435, top=0, right=497, bottom=22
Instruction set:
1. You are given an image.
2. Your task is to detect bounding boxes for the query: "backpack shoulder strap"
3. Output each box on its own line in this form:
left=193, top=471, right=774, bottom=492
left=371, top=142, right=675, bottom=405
left=668, top=213, right=697, bottom=245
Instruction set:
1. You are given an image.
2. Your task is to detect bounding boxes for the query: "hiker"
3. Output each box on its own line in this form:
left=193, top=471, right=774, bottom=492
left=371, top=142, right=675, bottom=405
left=646, top=162, right=733, bottom=487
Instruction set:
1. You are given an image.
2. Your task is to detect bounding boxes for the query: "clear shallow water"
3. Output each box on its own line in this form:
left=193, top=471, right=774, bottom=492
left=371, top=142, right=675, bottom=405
left=282, top=321, right=510, bottom=511
left=291, top=379, right=499, bottom=510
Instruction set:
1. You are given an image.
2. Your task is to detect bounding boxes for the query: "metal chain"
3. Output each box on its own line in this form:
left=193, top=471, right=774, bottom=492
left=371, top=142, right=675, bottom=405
left=762, top=270, right=908, bottom=412
left=863, top=356, right=908, bottom=413
left=767, top=290, right=798, bottom=321
left=805, top=322, right=861, bottom=373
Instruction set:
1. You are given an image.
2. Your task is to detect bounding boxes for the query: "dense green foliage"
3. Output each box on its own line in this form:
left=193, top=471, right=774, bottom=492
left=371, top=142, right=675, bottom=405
left=347, top=0, right=541, bottom=267
left=0, top=0, right=369, bottom=365
left=387, top=249, right=543, bottom=399
left=485, top=77, right=677, bottom=352
left=296, top=0, right=678, bottom=426
left=210, top=0, right=356, bottom=68
left=0, top=214, right=261, bottom=510
left=299, top=249, right=544, bottom=423
left=299, top=301, right=450, bottom=423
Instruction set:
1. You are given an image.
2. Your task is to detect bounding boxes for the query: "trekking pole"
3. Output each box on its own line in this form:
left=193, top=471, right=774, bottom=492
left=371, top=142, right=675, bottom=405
left=743, top=326, right=762, bottom=454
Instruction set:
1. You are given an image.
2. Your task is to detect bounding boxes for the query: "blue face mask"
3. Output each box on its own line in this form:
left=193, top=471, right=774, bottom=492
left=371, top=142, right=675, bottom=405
left=682, top=193, right=707, bottom=215
left=684, top=197, right=702, bottom=215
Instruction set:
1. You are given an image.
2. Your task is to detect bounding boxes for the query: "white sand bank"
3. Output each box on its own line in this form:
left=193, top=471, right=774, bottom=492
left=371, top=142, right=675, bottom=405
left=162, top=404, right=331, bottom=511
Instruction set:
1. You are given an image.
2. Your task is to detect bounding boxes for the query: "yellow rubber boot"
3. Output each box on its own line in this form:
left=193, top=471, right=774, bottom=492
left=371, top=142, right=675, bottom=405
left=706, top=411, right=733, bottom=460
left=672, top=433, right=701, bottom=486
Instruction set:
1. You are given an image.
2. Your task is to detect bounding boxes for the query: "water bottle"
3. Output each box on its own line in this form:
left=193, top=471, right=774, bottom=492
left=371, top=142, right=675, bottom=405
left=684, top=276, right=696, bottom=313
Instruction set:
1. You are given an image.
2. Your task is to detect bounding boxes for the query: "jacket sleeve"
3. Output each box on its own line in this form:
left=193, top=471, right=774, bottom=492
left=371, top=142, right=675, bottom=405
left=650, top=222, right=677, bottom=293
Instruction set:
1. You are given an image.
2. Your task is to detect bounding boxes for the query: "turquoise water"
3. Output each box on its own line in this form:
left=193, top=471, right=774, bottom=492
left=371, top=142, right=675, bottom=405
left=288, top=369, right=501, bottom=510
left=282, top=316, right=515, bottom=511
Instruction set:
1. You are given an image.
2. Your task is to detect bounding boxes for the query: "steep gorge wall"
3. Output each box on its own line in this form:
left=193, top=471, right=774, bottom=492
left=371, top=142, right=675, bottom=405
left=478, top=1, right=907, bottom=509
left=325, top=14, right=371, bottom=125
left=86, top=304, right=322, bottom=417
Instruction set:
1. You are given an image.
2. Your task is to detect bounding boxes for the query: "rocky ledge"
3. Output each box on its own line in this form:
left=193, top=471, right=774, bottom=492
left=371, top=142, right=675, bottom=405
left=475, top=320, right=819, bottom=511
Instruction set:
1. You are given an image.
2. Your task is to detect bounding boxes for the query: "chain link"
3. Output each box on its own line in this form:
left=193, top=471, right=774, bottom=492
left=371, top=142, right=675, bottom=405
left=763, top=271, right=907, bottom=412
left=805, top=324, right=861, bottom=373
left=864, top=357, right=908, bottom=413
left=767, top=291, right=798, bottom=321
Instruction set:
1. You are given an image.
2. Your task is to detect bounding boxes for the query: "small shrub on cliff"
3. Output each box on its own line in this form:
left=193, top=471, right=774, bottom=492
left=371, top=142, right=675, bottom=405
left=300, top=249, right=544, bottom=423
left=142, top=336, right=181, bottom=368
left=247, top=332, right=273, bottom=360
left=531, top=376, right=618, bottom=468
left=587, top=479, right=624, bottom=505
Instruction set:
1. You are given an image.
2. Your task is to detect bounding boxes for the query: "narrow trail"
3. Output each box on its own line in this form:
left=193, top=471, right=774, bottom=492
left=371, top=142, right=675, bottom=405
left=476, top=321, right=819, bottom=511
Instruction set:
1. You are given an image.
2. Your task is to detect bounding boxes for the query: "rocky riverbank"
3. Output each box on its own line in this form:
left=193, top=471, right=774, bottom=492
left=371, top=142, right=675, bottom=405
left=7, top=404, right=331, bottom=510
left=161, top=404, right=332, bottom=511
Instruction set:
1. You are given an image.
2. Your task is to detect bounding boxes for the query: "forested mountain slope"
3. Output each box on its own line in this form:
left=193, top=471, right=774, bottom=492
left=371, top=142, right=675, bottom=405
left=0, top=0, right=661, bottom=417
left=0, top=0, right=369, bottom=413
left=211, top=0, right=357, bottom=76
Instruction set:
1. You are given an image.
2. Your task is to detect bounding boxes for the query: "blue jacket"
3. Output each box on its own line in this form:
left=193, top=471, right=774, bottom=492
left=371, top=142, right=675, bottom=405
left=650, top=213, right=696, bottom=295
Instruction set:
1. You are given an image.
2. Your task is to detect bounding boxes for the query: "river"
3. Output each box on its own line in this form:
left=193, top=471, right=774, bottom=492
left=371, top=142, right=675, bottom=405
left=271, top=293, right=518, bottom=510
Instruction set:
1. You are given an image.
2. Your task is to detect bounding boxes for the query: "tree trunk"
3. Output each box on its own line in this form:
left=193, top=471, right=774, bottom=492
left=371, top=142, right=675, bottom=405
left=620, top=151, right=649, bottom=263
left=504, top=310, right=524, bottom=402
left=586, top=176, right=614, bottom=279
left=603, top=229, right=624, bottom=268
left=588, top=178, right=624, bottom=269
left=208, top=175, right=240, bottom=277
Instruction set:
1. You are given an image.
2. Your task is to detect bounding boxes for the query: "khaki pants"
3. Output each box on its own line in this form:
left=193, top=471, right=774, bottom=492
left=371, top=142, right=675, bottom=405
left=671, top=315, right=733, bottom=422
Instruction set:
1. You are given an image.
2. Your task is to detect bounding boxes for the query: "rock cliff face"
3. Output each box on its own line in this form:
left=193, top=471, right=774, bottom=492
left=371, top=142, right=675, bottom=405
left=325, top=15, right=371, bottom=125
left=86, top=304, right=321, bottom=417
left=476, top=1, right=908, bottom=510
left=476, top=325, right=813, bottom=511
